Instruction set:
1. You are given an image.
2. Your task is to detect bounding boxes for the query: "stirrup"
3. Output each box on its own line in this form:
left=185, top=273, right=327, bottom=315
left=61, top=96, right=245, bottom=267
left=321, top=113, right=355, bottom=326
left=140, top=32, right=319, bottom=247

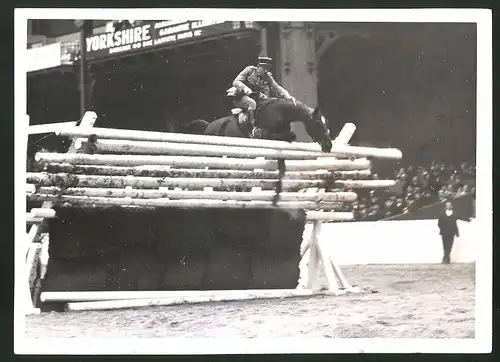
left=251, top=127, right=263, bottom=139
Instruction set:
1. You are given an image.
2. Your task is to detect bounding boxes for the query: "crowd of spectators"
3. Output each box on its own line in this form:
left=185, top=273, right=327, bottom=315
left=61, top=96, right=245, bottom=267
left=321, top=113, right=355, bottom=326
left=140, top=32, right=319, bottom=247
left=338, top=161, right=476, bottom=221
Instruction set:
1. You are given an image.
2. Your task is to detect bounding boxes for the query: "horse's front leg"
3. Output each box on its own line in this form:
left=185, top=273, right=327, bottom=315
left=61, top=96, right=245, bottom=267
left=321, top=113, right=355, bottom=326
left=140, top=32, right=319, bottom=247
left=296, top=105, right=332, bottom=152
left=273, top=130, right=297, bottom=143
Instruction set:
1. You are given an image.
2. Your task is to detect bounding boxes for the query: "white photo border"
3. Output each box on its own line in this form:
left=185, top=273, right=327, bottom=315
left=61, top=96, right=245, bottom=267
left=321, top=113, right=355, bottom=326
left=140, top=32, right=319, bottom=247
left=14, top=8, right=492, bottom=355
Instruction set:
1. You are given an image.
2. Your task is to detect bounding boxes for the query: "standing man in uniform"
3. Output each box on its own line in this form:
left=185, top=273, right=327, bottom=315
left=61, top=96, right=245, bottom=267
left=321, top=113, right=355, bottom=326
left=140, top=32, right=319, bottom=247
left=437, top=201, right=460, bottom=264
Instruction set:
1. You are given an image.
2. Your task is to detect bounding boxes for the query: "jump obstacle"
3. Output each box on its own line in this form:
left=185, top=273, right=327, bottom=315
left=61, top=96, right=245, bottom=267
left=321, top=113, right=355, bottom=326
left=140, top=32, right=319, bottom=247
left=24, top=111, right=402, bottom=313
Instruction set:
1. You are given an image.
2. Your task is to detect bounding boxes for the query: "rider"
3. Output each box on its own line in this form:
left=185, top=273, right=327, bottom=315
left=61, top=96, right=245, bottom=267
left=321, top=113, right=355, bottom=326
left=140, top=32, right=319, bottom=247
left=228, top=56, right=296, bottom=137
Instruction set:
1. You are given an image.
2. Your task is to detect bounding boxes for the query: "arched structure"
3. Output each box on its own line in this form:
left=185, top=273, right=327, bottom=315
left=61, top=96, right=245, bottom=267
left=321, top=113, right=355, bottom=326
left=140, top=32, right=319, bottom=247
left=275, top=22, right=476, bottom=166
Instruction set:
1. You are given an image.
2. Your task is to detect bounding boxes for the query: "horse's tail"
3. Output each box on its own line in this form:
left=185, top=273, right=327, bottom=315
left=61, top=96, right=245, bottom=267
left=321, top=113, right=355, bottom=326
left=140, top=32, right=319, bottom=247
left=273, top=158, right=286, bottom=207
left=180, top=119, right=210, bottom=135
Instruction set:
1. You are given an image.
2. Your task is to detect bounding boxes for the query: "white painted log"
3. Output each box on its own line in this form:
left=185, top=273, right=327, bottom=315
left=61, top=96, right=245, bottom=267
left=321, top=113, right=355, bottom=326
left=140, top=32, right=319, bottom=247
left=34, top=152, right=372, bottom=171
left=30, top=187, right=357, bottom=203
left=88, top=138, right=404, bottom=160
left=78, top=111, right=98, bottom=128
left=26, top=202, right=52, bottom=244
left=43, top=288, right=317, bottom=303
left=27, top=194, right=343, bottom=210
left=27, top=224, right=41, bottom=245
left=30, top=208, right=56, bottom=219
left=63, top=289, right=322, bottom=311
left=26, top=215, right=44, bottom=224
left=26, top=183, right=36, bottom=194
left=306, top=211, right=354, bottom=221
left=56, top=126, right=324, bottom=153
left=39, top=233, right=50, bottom=280
left=27, top=172, right=326, bottom=191
left=28, top=121, right=78, bottom=135
left=59, top=127, right=402, bottom=159
left=41, top=163, right=365, bottom=180
left=334, top=123, right=356, bottom=145
left=78, top=138, right=330, bottom=160
left=334, top=180, right=396, bottom=188
left=68, top=111, right=98, bottom=157
left=59, top=127, right=325, bottom=152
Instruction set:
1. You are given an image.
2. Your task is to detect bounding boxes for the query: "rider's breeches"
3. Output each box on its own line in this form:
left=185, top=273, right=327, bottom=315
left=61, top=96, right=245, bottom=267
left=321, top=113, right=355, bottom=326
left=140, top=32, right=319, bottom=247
left=233, top=95, right=257, bottom=111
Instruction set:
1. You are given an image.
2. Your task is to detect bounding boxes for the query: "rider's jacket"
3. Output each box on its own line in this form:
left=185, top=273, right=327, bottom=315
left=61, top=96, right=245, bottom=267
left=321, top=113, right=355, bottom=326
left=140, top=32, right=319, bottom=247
left=232, top=66, right=291, bottom=99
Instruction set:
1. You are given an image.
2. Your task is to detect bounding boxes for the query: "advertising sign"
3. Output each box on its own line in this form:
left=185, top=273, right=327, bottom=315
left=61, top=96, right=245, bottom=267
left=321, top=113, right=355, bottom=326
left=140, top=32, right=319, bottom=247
left=26, top=42, right=62, bottom=72
left=85, top=20, right=250, bottom=60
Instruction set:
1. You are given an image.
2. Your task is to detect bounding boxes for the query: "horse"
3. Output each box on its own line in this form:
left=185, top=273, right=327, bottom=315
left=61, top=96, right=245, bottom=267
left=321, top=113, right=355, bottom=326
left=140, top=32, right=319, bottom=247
left=182, top=94, right=333, bottom=153
left=180, top=95, right=333, bottom=206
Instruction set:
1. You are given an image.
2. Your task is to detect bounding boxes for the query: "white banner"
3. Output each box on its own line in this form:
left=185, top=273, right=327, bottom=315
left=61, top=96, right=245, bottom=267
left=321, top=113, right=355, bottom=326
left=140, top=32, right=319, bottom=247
left=302, top=218, right=476, bottom=265
left=26, top=42, right=62, bottom=73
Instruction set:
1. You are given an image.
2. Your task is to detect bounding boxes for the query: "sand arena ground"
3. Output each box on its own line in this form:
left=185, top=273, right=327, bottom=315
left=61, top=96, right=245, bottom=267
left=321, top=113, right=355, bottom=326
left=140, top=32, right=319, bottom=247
left=25, top=263, right=475, bottom=339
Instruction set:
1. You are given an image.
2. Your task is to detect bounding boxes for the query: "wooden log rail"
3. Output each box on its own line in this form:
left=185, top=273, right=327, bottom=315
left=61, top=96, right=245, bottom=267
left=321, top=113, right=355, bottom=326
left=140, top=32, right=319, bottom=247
left=57, top=126, right=403, bottom=159
left=27, top=172, right=394, bottom=192
left=27, top=187, right=358, bottom=202
left=24, top=115, right=404, bottom=311
left=34, top=152, right=372, bottom=171
left=77, top=138, right=330, bottom=160
left=27, top=194, right=345, bottom=210
left=39, top=163, right=373, bottom=180
left=27, top=172, right=329, bottom=191
left=77, top=137, right=403, bottom=160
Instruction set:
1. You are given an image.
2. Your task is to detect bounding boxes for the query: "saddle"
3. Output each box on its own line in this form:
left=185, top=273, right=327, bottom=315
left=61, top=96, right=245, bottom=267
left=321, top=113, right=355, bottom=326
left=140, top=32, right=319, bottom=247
left=226, top=88, right=264, bottom=138
left=231, top=108, right=262, bottom=138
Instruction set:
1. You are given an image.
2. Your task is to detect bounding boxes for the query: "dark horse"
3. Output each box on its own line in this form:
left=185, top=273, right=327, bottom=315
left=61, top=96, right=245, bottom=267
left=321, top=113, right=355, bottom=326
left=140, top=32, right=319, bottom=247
left=183, top=95, right=333, bottom=153
left=181, top=95, right=333, bottom=206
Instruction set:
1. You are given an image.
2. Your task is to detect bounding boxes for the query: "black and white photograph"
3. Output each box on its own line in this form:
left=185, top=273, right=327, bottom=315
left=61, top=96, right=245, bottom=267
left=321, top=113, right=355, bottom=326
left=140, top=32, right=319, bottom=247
left=14, top=8, right=492, bottom=355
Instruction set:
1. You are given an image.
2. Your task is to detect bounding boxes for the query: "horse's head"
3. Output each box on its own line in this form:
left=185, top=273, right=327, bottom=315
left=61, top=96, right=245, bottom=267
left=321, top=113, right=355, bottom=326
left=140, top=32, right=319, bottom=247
left=256, top=99, right=332, bottom=152
left=309, top=106, right=332, bottom=153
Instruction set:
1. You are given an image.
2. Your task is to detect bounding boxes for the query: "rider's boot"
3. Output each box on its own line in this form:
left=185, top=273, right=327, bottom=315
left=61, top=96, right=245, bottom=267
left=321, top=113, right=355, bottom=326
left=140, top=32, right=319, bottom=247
left=248, top=109, right=263, bottom=138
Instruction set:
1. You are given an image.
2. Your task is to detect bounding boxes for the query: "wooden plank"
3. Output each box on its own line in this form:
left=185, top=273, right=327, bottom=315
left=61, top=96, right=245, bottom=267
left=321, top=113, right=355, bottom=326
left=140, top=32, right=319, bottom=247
left=42, top=288, right=319, bottom=303
left=63, top=289, right=324, bottom=311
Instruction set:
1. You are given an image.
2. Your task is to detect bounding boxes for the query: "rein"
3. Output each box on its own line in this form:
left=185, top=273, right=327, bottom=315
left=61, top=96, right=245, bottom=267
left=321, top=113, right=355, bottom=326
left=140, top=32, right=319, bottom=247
left=254, top=97, right=281, bottom=120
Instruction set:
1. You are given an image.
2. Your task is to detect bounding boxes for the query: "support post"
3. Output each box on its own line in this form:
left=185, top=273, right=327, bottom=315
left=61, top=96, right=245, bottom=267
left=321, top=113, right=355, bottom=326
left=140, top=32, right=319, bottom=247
left=278, top=22, right=318, bottom=142
left=306, top=220, right=320, bottom=290
left=79, top=25, right=87, bottom=120
left=76, top=20, right=93, bottom=120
